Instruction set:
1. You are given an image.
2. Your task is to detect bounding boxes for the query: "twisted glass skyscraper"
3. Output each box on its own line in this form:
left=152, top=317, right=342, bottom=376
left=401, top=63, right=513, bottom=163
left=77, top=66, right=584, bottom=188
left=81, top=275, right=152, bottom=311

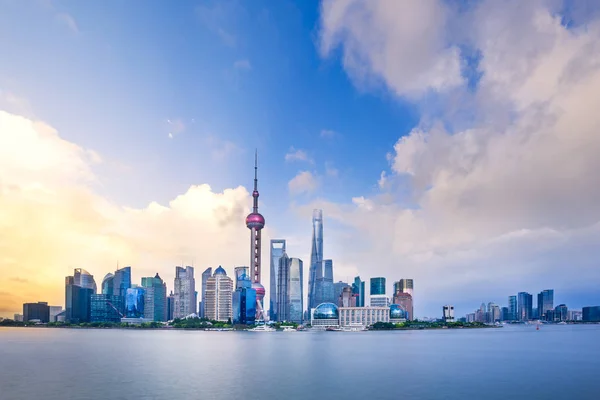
left=308, top=209, right=324, bottom=311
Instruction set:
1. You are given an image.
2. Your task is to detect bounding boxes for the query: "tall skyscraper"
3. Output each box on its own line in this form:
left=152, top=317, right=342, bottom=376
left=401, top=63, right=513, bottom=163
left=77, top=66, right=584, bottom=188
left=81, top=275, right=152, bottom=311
left=269, top=239, right=286, bottom=322
left=167, top=291, right=175, bottom=320
left=141, top=274, right=167, bottom=322
left=65, top=271, right=95, bottom=323
left=537, top=289, right=554, bottom=320
left=508, top=295, right=517, bottom=321
left=312, top=259, right=334, bottom=306
left=200, top=267, right=212, bottom=319
left=233, top=266, right=256, bottom=325
left=245, top=151, right=266, bottom=321
left=174, top=266, right=195, bottom=318
left=442, top=305, right=455, bottom=322
left=393, top=292, right=413, bottom=320
left=370, top=277, right=388, bottom=307
left=352, top=276, right=365, bottom=307
left=101, top=273, right=114, bottom=295
left=113, top=266, right=131, bottom=314
left=276, top=254, right=304, bottom=323
left=205, top=266, right=233, bottom=322
left=398, top=279, right=414, bottom=297
left=518, top=292, right=533, bottom=321
left=334, top=281, right=350, bottom=300
left=125, top=287, right=145, bottom=318
left=308, top=209, right=324, bottom=310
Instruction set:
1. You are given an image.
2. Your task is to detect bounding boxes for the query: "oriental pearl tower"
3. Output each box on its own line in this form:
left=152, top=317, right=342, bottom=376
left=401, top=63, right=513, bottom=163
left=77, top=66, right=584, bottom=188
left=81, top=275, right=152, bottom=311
left=245, top=150, right=266, bottom=321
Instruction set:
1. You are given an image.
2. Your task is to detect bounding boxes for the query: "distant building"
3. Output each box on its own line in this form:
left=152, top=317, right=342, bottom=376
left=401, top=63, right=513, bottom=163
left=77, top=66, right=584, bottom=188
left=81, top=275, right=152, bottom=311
left=487, top=303, right=501, bottom=323
left=568, top=310, right=582, bottom=321
left=582, top=306, right=600, bottom=322
left=397, top=279, right=414, bottom=297
left=307, top=209, right=324, bottom=311
left=233, top=266, right=256, bottom=325
left=554, top=304, right=568, bottom=322
left=508, top=296, right=517, bottom=321
left=205, top=266, right=233, bottom=322
left=141, top=274, right=167, bottom=322
left=125, top=287, right=145, bottom=318
left=65, top=270, right=95, bottom=323
left=113, top=266, right=132, bottom=315
left=338, top=286, right=356, bottom=308
left=49, top=306, right=62, bottom=322
left=167, top=291, right=175, bottom=321
left=352, top=276, right=365, bottom=307
left=311, top=303, right=400, bottom=328
left=23, top=302, right=50, bottom=323
left=466, top=313, right=476, bottom=322
left=501, top=307, right=510, bottom=321
left=517, top=292, right=533, bottom=321
left=13, top=314, right=23, bottom=322
left=174, top=266, right=195, bottom=318
left=537, top=289, right=554, bottom=320
left=370, top=277, right=387, bottom=307
left=333, top=281, right=350, bottom=301
left=91, top=294, right=123, bottom=323
left=277, top=254, right=303, bottom=323
left=200, top=267, right=212, bottom=319
left=269, top=239, right=286, bottom=322
left=393, top=292, right=413, bottom=321
left=443, top=305, right=455, bottom=322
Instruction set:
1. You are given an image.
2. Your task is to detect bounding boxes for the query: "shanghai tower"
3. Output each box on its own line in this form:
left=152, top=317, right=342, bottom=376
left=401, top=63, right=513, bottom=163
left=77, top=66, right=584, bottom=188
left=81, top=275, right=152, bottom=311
left=307, top=209, right=323, bottom=311
left=245, top=151, right=266, bottom=321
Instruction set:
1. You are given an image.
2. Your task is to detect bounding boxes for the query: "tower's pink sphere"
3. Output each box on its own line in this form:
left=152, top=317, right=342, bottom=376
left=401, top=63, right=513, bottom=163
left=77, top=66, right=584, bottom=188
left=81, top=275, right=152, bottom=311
left=252, top=282, right=265, bottom=299
left=246, top=213, right=265, bottom=230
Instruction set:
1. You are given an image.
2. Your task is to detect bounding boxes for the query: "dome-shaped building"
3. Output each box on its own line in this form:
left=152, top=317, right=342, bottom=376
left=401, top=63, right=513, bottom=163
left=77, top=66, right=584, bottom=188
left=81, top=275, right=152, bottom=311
left=214, top=266, right=227, bottom=276
left=390, top=304, right=407, bottom=323
left=311, top=303, right=340, bottom=328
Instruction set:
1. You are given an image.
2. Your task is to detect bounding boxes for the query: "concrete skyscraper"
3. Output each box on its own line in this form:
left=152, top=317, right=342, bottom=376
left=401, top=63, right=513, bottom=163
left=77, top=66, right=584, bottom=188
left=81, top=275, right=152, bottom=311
left=308, top=209, right=324, bottom=311
left=200, top=267, right=212, bottom=319
left=174, top=266, right=195, bottom=318
left=205, top=266, right=233, bottom=322
left=269, top=239, right=286, bottom=322
left=370, top=277, right=388, bottom=307
left=245, top=151, right=266, bottom=321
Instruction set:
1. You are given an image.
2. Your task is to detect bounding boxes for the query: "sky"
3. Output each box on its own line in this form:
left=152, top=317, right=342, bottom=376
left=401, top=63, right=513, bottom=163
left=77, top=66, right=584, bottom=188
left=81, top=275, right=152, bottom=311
left=1, top=0, right=600, bottom=319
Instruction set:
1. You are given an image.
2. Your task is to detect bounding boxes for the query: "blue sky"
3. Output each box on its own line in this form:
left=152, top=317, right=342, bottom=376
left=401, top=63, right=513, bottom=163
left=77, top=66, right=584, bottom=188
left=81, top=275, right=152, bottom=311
left=1, top=0, right=600, bottom=318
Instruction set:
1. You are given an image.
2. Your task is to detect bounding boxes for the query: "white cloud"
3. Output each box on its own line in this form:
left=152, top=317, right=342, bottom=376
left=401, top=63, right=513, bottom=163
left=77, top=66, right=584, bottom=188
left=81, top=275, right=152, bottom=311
left=288, top=171, right=318, bottom=195
left=377, top=171, right=387, bottom=189
left=233, top=59, right=252, bottom=71
left=0, top=109, right=264, bottom=317
left=320, top=129, right=337, bottom=138
left=319, top=0, right=463, bottom=98
left=284, top=147, right=312, bottom=163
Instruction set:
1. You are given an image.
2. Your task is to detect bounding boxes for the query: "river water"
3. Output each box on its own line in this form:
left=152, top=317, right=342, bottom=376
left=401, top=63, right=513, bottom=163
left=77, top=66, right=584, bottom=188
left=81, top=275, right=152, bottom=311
left=0, top=324, right=598, bottom=399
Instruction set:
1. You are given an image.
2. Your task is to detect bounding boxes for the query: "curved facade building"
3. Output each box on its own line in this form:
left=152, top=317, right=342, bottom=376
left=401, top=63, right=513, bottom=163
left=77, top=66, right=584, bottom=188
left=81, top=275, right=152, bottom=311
left=101, top=273, right=114, bottom=295
left=390, top=304, right=406, bottom=320
left=74, top=268, right=97, bottom=294
left=311, top=302, right=339, bottom=327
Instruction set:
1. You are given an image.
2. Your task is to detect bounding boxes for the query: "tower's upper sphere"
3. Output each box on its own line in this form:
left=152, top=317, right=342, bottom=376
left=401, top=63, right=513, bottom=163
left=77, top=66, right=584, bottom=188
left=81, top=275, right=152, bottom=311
left=246, top=213, right=265, bottom=230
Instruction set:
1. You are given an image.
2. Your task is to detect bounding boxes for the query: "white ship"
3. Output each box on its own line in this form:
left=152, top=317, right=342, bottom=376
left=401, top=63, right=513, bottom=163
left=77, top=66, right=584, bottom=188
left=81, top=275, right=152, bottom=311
left=340, top=324, right=367, bottom=332
left=281, top=326, right=297, bottom=332
left=249, top=324, right=276, bottom=332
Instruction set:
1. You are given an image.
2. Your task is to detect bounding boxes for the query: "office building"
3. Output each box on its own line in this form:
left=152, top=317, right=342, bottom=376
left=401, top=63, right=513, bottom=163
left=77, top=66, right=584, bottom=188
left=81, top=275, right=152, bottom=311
left=397, top=279, right=414, bottom=297
left=167, top=291, right=175, bottom=320
left=101, top=273, right=114, bottom=295
left=352, top=276, right=365, bottom=307
left=370, top=277, right=388, bottom=307
left=311, top=259, right=334, bottom=306
left=113, top=266, right=131, bottom=314
left=174, top=266, right=195, bottom=318
left=49, top=306, right=62, bottom=322
left=443, top=305, right=455, bottom=322
left=125, top=287, right=145, bottom=318
left=205, top=266, right=233, bottom=322
left=200, top=267, right=212, bottom=319
left=517, top=292, right=533, bottom=321
left=65, top=270, right=95, bottom=323
left=269, top=239, right=286, bottom=322
left=583, top=306, right=600, bottom=322
left=554, top=304, right=568, bottom=322
left=334, top=281, right=350, bottom=300
left=568, top=310, right=582, bottom=321
left=487, top=302, right=501, bottom=323
left=308, top=209, right=324, bottom=310
left=338, top=286, right=356, bottom=308
left=276, top=255, right=304, bottom=323
left=23, top=302, right=50, bottom=323
left=508, top=295, right=517, bottom=321
left=232, top=267, right=256, bottom=325
left=13, top=314, right=23, bottom=322
left=393, top=292, right=413, bottom=320
left=141, top=274, right=167, bottom=322
left=537, top=289, right=554, bottom=320
left=91, top=294, right=123, bottom=323
left=501, top=307, right=510, bottom=321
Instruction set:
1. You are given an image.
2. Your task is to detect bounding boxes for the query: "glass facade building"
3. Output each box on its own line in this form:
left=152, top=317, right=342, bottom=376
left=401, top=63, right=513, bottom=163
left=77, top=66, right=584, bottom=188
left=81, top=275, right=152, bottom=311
left=125, top=287, right=145, bottom=318
left=200, top=267, right=212, bottom=319
left=537, top=289, right=554, bottom=320
left=276, top=255, right=304, bottom=323
left=352, top=276, right=365, bottom=307
left=232, top=283, right=256, bottom=326
left=113, top=266, right=131, bottom=314
left=174, top=266, right=195, bottom=318
left=508, top=295, right=517, bottom=321
left=371, top=277, right=386, bottom=296
left=65, top=269, right=96, bottom=323
left=141, top=274, right=167, bottom=322
left=518, top=292, right=533, bottom=321
left=308, top=209, right=324, bottom=311
left=269, top=239, right=286, bottom=322
left=23, top=302, right=50, bottom=323
left=583, top=306, right=600, bottom=322
left=167, top=291, right=175, bottom=321
left=90, top=294, right=123, bottom=323
left=101, top=273, right=114, bottom=295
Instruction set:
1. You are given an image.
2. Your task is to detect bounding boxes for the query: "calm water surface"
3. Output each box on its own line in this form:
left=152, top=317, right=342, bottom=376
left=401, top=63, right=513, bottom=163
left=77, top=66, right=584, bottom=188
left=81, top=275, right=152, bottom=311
left=0, top=324, right=598, bottom=399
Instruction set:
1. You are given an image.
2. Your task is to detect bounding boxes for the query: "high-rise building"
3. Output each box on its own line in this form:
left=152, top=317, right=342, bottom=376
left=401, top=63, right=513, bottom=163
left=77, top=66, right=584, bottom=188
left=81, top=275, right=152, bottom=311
left=23, top=302, right=50, bottom=323
left=370, top=277, right=388, bottom=307
left=308, top=209, right=324, bottom=310
left=334, top=281, right=350, bottom=300
left=352, top=276, right=365, bottom=307
left=537, top=289, right=554, bottom=320
left=501, top=307, right=510, bottom=321
left=269, top=239, right=286, bottom=322
left=583, top=306, right=600, bottom=321
left=113, top=266, right=131, bottom=314
left=554, top=304, right=568, bottom=322
left=393, top=292, right=413, bottom=320
left=205, top=266, right=233, bottom=322
left=443, top=305, right=455, bottom=322
left=125, top=287, right=145, bottom=318
left=508, top=295, right=517, bottom=321
left=174, top=266, right=195, bottom=318
left=245, top=151, right=266, bottom=321
left=141, top=274, right=167, bottom=322
left=167, top=291, right=175, bottom=320
left=398, top=279, right=414, bottom=297
left=276, top=254, right=304, bottom=324
left=101, top=273, right=114, bottom=295
left=200, top=267, right=212, bottom=319
left=65, top=276, right=95, bottom=324
left=233, top=267, right=256, bottom=325
left=49, top=306, right=62, bottom=322
left=74, top=268, right=97, bottom=293
left=338, top=286, right=356, bottom=308
left=90, top=294, right=123, bottom=323
left=518, top=292, right=533, bottom=321
left=313, top=259, right=334, bottom=306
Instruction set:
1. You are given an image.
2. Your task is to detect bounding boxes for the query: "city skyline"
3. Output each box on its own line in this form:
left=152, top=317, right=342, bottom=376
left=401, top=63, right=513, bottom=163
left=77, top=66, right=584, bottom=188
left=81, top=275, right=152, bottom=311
left=2, top=1, right=600, bottom=318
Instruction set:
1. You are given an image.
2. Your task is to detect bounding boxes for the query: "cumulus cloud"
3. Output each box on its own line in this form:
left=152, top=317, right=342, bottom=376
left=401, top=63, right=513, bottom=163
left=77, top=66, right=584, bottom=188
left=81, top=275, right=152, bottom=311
left=314, top=0, right=600, bottom=315
left=288, top=171, right=319, bottom=195
left=284, top=147, right=312, bottom=163
left=319, top=0, right=463, bottom=98
left=0, top=110, right=266, bottom=317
